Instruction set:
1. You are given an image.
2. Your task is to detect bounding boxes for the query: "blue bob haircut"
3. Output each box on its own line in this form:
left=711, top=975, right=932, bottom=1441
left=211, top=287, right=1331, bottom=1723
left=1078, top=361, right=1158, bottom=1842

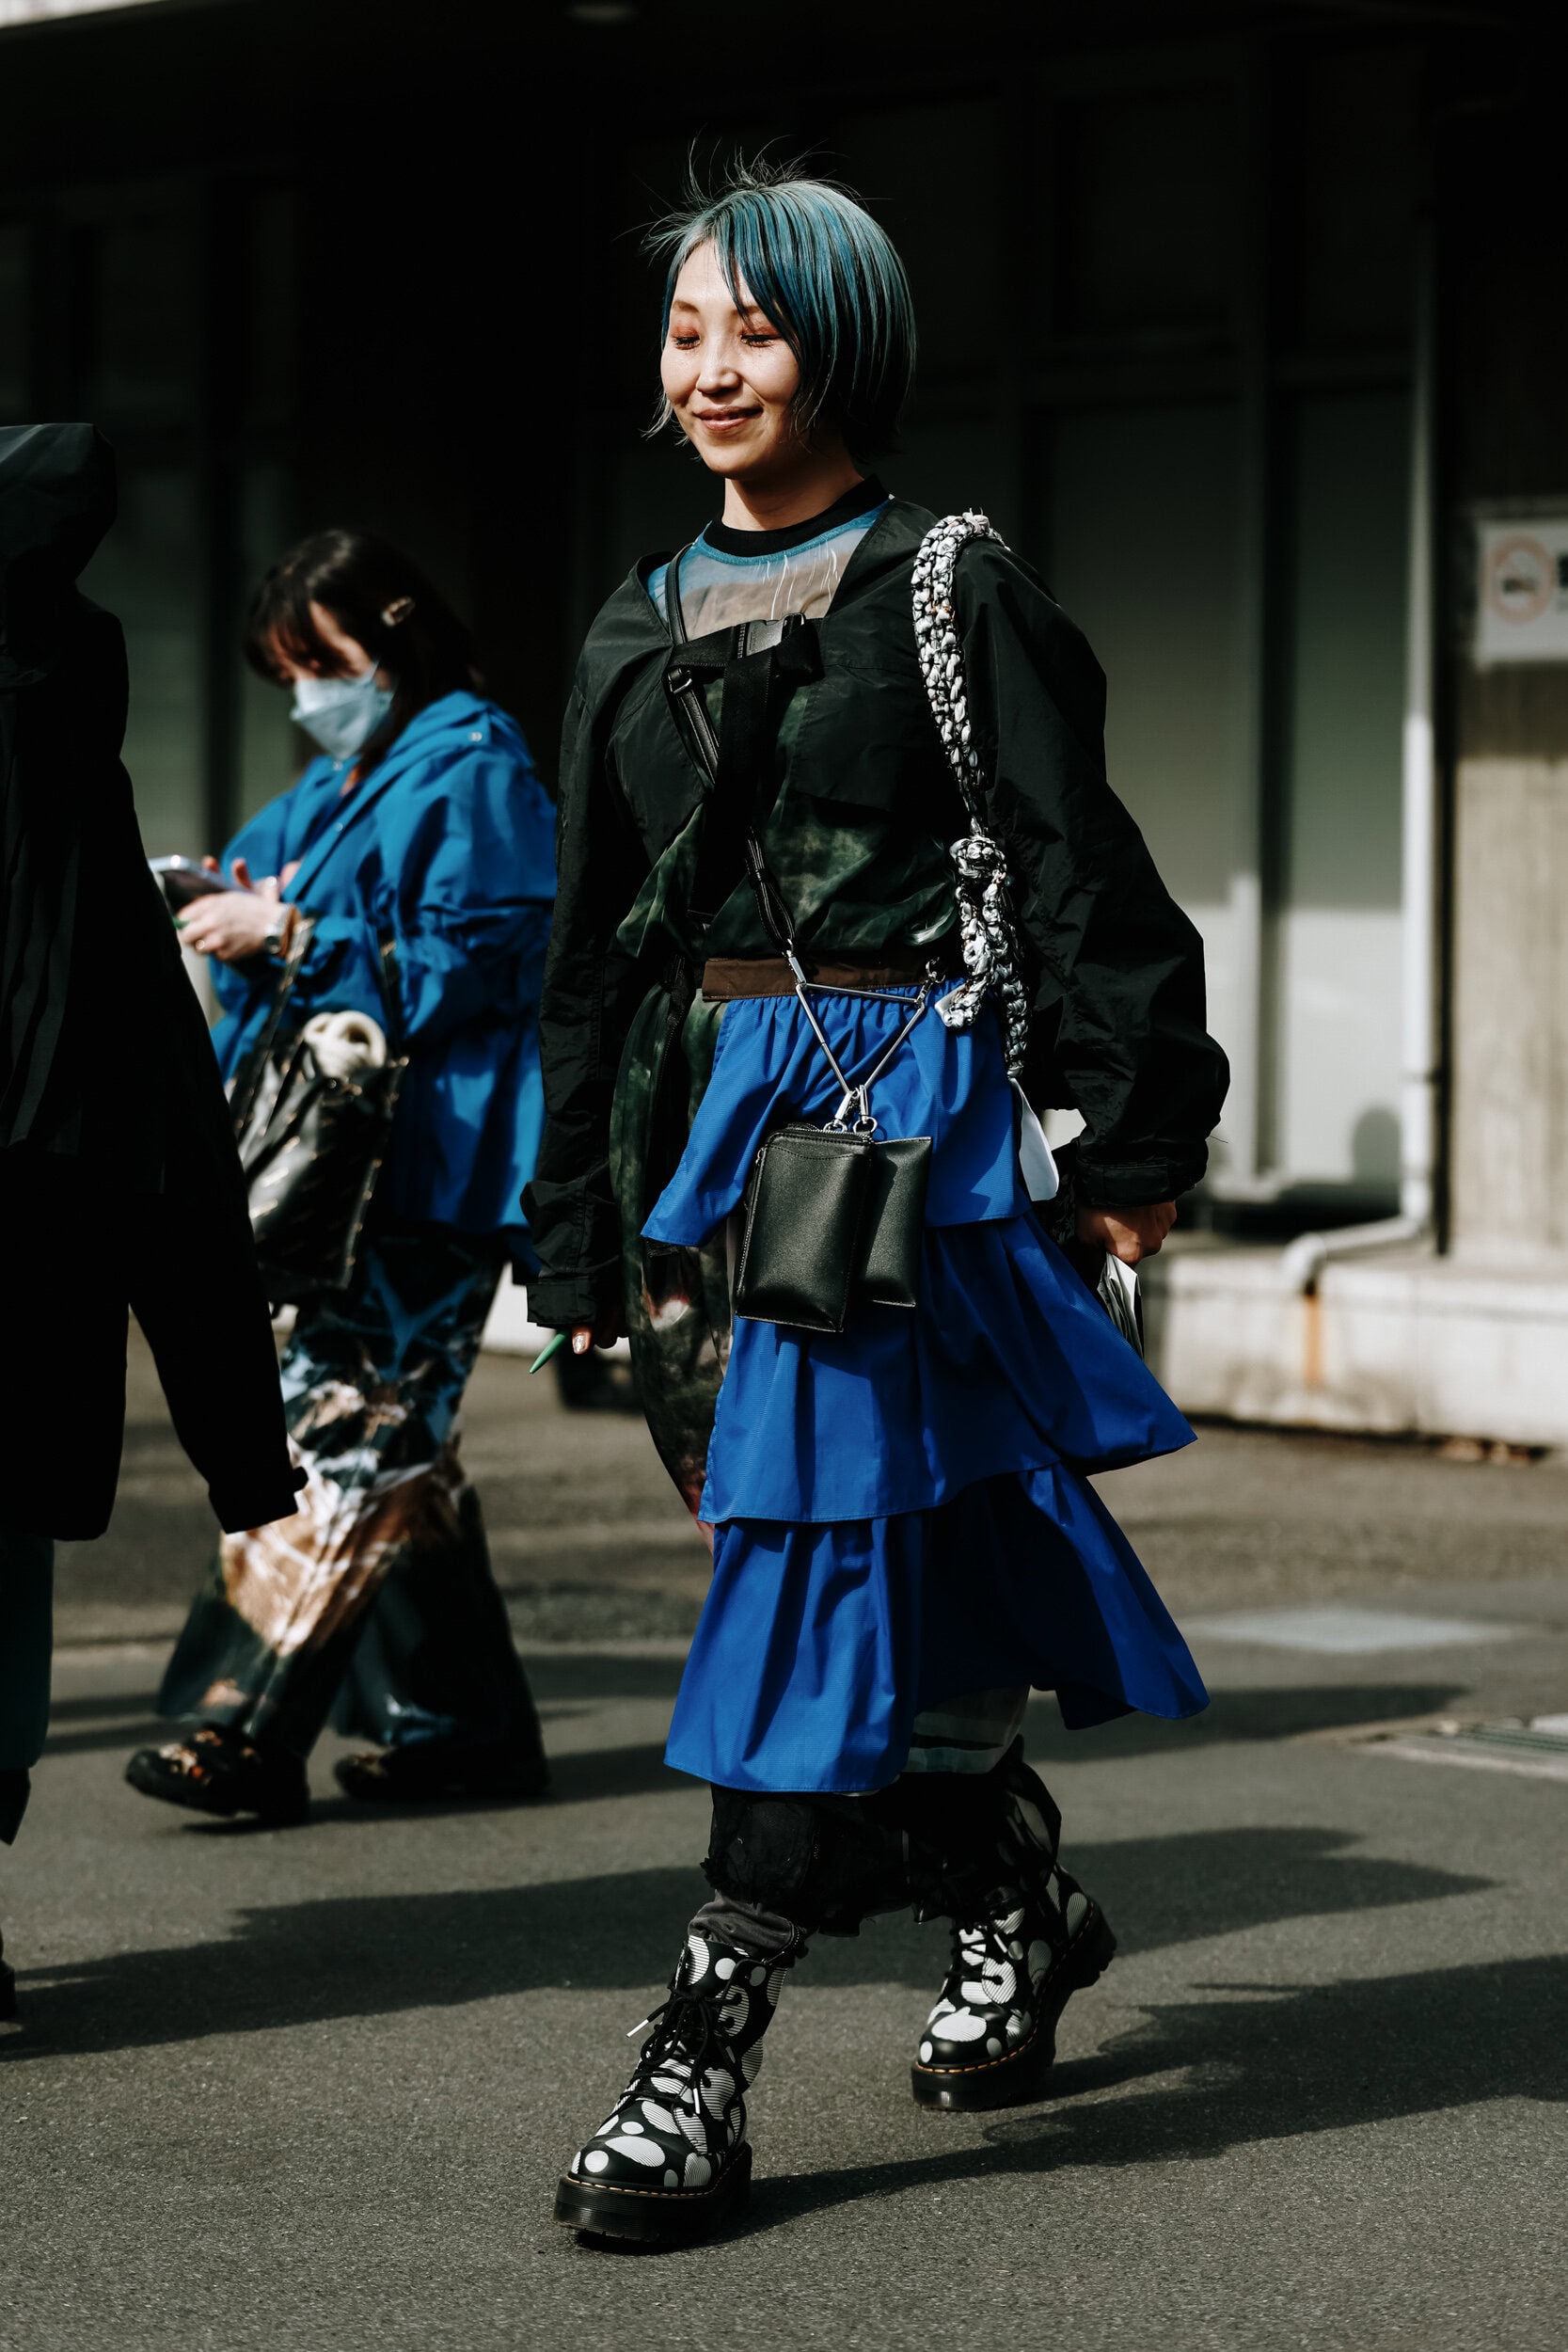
left=650, top=159, right=917, bottom=460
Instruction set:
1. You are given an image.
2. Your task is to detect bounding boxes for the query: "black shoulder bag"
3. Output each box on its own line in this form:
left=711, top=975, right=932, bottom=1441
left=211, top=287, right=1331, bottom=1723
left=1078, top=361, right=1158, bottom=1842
left=664, top=551, right=932, bottom=1335
left=228, top=921, right=410, bottom=1302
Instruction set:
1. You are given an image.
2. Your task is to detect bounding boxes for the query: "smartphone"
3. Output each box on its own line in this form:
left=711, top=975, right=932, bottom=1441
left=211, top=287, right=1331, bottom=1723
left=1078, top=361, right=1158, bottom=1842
left=150, top=856, right=242, bottom=910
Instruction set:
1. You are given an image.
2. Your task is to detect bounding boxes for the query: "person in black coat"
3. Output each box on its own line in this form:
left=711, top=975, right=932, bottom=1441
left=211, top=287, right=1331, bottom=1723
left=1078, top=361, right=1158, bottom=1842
left=0, top=422, right=299, bottom=2010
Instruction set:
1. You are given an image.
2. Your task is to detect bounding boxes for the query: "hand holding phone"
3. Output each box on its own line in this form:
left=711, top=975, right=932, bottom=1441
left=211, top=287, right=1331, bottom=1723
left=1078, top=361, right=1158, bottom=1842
left=150, top=855, right=243, bottom=911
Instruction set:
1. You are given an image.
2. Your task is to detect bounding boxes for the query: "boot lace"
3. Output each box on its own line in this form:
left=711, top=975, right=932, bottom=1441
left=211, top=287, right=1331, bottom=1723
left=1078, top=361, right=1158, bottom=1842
left=625, top=1977, right=734, bottom=2114
left=954, top=1906, right=1022, bottom=1968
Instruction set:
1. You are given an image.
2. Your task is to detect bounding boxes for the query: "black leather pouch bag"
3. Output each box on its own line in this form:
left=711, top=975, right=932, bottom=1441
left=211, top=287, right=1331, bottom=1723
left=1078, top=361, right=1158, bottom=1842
left=733, top=1125, right=876, bottom=1332
left=857, top=1134, right=933, bottom=1309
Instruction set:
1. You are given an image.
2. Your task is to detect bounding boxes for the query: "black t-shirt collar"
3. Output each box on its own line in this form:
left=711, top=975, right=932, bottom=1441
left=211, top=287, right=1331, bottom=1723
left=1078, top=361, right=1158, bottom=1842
left=702, top=475, right=888, bottom=560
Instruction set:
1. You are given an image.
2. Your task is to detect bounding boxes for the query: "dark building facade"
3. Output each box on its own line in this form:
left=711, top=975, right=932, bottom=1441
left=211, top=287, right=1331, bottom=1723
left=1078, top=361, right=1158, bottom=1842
left=2, top=0, right=1560, bottom=1325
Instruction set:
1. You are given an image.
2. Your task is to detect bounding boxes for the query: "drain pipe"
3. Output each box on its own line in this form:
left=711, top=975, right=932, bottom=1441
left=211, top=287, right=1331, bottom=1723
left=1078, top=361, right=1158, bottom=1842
left=1285, top=222, right=1438, bottom=1301
left=1280, top=1210, right=1423, bottom=1295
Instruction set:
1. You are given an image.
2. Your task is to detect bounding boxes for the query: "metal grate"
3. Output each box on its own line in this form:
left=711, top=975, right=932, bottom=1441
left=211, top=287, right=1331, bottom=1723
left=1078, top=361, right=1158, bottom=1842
left=1357, top=1719, right=1568, bottom=1782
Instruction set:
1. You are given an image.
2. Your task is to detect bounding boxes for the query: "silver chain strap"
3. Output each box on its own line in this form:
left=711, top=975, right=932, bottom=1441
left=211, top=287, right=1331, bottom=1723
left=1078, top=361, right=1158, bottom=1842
left=912, top=510, right=1031, bottom=1078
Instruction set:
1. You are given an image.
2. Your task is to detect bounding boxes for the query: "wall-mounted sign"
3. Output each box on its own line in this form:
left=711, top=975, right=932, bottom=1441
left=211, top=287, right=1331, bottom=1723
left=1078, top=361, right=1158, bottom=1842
left=1475, top=517, right=1568, bottom=664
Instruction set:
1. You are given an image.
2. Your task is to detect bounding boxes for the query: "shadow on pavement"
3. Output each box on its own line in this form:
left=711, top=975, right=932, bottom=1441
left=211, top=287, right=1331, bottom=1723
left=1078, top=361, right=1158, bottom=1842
left=804, top=1823, right=1491, bottom=1981
left=739, top=1950, right=1568, bottom=2235
left=42, top=1673, right=1464, bottom=1767
left=40, top=1731, right=682, bottom=1795
left=1024, top=1684, right=1471, bottom=1760
left=278, top=1740, right=685, bottom=1821
left=42, top=1691, right=166, bottom=1759
left=1, top=1826, right=1489, bottom=2062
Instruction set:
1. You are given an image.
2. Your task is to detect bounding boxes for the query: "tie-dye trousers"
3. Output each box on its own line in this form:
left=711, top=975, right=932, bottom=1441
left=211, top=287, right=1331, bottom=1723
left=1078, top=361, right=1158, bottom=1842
left=157, top=1222, right=543, bottom=1765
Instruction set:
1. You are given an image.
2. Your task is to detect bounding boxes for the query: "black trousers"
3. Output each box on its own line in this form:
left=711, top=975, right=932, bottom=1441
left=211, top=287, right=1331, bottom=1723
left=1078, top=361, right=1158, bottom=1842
left=691, top=1739, right=1063, bottom=1962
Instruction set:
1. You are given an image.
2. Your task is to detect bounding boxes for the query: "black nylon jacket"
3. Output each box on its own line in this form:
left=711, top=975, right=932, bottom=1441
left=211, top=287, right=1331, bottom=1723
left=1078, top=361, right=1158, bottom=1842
left=525, top=498, right=1228, bottom=1329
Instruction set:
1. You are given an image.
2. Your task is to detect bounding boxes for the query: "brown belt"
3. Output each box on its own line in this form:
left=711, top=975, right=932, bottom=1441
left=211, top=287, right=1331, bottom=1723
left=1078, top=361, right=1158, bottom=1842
left=701, top=953, right=933, bottom=1002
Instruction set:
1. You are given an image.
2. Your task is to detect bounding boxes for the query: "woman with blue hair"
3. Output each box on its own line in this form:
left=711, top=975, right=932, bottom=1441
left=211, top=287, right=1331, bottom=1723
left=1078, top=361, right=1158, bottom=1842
left=527, top=162, right=1228, bottom=2244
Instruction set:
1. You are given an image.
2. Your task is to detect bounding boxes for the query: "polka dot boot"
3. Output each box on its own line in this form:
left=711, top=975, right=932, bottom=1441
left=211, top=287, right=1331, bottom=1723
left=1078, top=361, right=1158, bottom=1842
left=553, top=1926, right=792, bottom=2245
left=911, top=1863, right=1117, bottom=2110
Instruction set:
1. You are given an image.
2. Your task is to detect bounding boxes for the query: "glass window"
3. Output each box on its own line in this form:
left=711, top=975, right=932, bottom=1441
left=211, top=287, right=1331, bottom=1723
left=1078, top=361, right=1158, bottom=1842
left=237, top=460, right=304, bottom=825
left=1272, top=390, right=1409, bottom=1186
left=242, top=183, right=298, bottom=432
left=78, top=463, right=203, bottom=858
left=0, top=220, right=29, bottom=419
left=1052, top=86, right=1240, bottom=337
left=1290, top=49, right=1419, bottom=352
left=1042, top=402, right=1247, bottom=1094
left=832, top=103, right=1004, bottom=379
left=73, top=188, right=198, bottom=427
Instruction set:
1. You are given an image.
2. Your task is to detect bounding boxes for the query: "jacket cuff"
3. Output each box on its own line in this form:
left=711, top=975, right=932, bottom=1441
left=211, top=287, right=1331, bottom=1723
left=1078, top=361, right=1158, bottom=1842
left=209, top=1466, right=307, bottom=1535
left=1076, top=1145, right=1210, bottom=1207
left=525, top=1269, right=622, bottom=1330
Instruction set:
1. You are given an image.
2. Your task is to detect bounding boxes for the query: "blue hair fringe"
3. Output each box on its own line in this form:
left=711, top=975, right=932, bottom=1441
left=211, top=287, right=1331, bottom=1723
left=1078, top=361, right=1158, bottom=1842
left=650, top=160, right=916, bottom=460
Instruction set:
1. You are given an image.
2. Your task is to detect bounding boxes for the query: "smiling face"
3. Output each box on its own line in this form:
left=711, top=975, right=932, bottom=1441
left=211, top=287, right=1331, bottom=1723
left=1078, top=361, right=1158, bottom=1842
left=659, top=241, right=811, bottom=488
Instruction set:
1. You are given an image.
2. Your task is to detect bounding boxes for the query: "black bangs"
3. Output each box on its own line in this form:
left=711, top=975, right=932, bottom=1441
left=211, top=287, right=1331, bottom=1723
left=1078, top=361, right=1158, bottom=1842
left=244, top=528, right=481, bottom=742
left=246, top=573, right=342, bottom=678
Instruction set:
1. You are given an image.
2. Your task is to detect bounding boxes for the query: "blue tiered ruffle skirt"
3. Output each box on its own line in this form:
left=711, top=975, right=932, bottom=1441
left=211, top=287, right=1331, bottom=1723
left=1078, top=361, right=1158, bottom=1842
left=642, top=982, right=1208, bottom=1795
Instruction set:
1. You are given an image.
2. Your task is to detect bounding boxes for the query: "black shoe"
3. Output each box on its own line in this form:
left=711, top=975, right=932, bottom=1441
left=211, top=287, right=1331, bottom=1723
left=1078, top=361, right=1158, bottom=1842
left=124, top=1725, right=309, bottom=1826
left=333, top=1740, right=549, bottom=1804
left=553, top=1927, right=791, bottom=2246
left=911, top=1868, right=1117, bottom=2111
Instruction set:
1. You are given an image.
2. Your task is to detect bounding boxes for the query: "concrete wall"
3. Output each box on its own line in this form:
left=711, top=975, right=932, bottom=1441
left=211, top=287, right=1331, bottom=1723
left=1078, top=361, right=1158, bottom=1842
left=1449, top=745, right=1568, bottom=1255
left=1444, top=113, right=1568, bottom=1260
left=1145, top=1243, right=1568, bottom=1448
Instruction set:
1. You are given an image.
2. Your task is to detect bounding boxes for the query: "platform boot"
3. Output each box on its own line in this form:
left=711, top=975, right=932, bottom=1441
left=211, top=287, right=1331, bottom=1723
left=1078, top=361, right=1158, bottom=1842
left=907, top=1740, right=1116, bottom=2110
left=911, top=1856, right=1117, bottom=2110
left=553, top=1924, right=793, bottom=2246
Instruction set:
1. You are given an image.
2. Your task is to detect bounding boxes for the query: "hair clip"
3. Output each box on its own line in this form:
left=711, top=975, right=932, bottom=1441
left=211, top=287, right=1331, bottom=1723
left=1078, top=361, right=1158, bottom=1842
left=381, top=596, right=415, bottom=628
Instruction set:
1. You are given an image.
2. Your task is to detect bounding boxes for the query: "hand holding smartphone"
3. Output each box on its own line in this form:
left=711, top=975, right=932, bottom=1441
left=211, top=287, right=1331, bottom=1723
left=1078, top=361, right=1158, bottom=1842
left=150, top=855, right=243, bottom=911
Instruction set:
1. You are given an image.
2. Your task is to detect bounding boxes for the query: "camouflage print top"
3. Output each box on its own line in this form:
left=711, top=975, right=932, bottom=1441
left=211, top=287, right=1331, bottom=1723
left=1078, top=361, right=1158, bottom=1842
left=525, top=487, right=1228, bottom=1331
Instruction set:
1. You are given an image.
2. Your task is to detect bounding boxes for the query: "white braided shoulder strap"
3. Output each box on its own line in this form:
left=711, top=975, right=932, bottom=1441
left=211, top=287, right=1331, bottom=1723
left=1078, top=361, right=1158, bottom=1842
left=911, top=511, right=1030, bottom=1077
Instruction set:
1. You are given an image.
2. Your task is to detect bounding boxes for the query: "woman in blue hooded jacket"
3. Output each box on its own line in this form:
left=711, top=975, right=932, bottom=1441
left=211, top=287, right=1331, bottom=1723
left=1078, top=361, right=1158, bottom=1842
left=126, top=530, right=557, bottom=1825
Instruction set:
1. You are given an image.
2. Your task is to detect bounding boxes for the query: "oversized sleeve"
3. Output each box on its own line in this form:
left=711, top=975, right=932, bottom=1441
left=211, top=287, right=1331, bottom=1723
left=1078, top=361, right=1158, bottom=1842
left=954, top=543, right=1229, bottom=1204
left=125, top=935, right=304, bottom=1534
left=381, top=745, right=555, bottom=1046
left=521, top=675, right=652, bottom=1329
left=291, top=745, right=556, bottom=1048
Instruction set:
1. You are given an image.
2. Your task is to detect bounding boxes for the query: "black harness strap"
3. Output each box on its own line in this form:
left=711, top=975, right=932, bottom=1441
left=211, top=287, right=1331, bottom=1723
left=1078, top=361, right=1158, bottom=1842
left=662, top=544, right=821, bottom=935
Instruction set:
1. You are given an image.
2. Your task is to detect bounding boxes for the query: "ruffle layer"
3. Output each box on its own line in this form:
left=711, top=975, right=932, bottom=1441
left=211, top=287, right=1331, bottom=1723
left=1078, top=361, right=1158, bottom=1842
left=644, top=981, right=1024, bottom=1244
left=650, top=992, right=1205, bottom=1794
left=699, top=1211, right=1194, bottom=1525
left=664, top=1463, right=1209, bottom=1794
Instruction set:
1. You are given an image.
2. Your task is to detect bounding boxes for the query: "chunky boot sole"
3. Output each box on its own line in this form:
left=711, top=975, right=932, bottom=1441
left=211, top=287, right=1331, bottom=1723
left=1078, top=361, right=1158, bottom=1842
left=553, top=2143, right=752, bottom=2246
left=911, top=1900, right=1117, bottom=2112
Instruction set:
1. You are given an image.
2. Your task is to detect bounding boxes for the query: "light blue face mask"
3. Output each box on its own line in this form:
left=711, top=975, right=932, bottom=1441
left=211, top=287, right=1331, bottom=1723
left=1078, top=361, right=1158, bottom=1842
left=290, top=664, right=395, bottom=760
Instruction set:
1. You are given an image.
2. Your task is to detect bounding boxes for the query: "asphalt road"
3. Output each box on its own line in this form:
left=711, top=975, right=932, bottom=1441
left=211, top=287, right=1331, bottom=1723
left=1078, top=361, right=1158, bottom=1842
left=5, top=1339, right=1567, bottom=2351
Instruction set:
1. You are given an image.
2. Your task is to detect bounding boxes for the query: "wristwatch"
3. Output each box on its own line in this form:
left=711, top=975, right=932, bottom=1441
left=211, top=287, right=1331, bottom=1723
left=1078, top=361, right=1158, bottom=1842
left=261, top=907, right=294, bottom=961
